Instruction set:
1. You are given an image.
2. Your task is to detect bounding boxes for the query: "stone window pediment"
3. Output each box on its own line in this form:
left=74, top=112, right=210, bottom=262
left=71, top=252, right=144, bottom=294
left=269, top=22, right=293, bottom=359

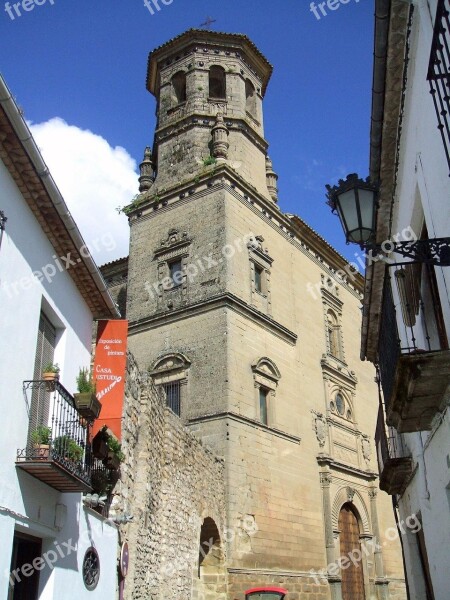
left=149, top=352, right=191, bottom=379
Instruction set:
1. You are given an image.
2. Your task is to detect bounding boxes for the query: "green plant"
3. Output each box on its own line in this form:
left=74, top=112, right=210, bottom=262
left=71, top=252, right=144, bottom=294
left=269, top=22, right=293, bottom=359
left=197, top=86, right=204, bottom=91
left=107, top=436, right=125, bottom=462
left=43, top=362, right=60, bottom=374
left=76, top=367, right=96, bottom=394
left=53, top=435, right=84, bottom=462
left=31, top=425, right=51, bottom=445
left=203, top=156, right=217, bottom=167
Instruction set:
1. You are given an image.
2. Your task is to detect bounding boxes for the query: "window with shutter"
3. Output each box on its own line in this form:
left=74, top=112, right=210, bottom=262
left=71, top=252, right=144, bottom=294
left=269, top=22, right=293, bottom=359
left=28, top=313, right=56, bottom=444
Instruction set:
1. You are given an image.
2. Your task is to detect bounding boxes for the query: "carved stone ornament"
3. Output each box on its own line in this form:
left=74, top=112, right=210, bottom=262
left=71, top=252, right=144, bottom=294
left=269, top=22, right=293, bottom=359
left=361, top=435, right=372, bottom=463
left=312, top=411, right=327, bottom=448
left=346, top=487, right=356, bottom=502
left=320, top=472, right=332, bottom=486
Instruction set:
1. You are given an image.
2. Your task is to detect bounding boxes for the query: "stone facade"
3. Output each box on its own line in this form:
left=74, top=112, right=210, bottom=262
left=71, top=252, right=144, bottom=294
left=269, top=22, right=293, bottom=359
left=110, top=29, right=407, bottom=600
left=113, top=352, right=226, bottom=600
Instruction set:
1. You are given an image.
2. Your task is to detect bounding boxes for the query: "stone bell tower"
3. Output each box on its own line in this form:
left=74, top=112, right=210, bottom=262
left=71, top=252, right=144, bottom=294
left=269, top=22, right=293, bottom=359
left=142, top=29, right=277, bottom=201
left=123, top=28, right=407, bottom=600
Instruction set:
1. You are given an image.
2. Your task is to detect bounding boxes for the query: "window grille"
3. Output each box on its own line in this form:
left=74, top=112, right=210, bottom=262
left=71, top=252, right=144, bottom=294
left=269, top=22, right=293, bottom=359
left=163, top=381, right=181, bottom=416
left=427, top=0, right=450, bottom=175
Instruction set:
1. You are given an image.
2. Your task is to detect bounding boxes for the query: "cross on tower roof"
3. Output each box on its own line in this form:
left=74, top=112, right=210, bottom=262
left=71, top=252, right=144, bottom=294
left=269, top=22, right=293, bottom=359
left=199, top=16, right=216, bottom=29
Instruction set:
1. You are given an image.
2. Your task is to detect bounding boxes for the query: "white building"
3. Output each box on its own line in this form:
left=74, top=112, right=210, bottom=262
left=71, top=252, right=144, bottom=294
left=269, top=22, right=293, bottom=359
left=362, top=0, right=450, bottom=598
left=0, top=75, right=120, bottom=600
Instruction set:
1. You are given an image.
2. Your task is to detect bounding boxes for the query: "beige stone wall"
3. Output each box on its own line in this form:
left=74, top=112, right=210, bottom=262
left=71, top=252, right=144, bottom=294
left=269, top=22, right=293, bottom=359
left=114, top=353, right=226, bottom=600
left=124, top=181, right=406, bottom=599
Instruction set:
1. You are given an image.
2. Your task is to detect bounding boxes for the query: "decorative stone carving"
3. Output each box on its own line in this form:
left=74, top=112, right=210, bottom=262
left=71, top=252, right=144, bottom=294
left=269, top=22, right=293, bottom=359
left=312, top=410, right=328, bottom=448
left=346, top=487, right=356, bottom=502
left=361, top=435, right=372, bottom=463
left=211, top=112, right=229, bottom=160
left=139, top=147, right=154, bottom=192
left=320, top=471, right=332, bottom=486
left=265, top=155, right=278, bottom=202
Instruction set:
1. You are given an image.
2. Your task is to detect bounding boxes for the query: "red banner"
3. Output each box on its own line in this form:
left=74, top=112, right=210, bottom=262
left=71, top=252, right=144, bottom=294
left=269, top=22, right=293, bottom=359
left=92, top=320, right=128, bottom=440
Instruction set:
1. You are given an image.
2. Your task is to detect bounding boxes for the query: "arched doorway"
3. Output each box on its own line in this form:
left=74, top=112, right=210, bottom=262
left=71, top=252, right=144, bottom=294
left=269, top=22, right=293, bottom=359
left=338, top=503, right=366, bottom=599
left=192, top=517, right=226, bottom=598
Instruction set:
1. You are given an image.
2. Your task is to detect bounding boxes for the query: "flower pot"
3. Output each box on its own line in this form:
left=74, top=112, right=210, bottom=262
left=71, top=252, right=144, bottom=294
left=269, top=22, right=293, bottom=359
left=74, top=392, right=102, bottom=420
left=103, top=451, right=120, bottom=470
left=42, top=372, right=59, bottom=391
left=33, top=444, right=49, bottom=460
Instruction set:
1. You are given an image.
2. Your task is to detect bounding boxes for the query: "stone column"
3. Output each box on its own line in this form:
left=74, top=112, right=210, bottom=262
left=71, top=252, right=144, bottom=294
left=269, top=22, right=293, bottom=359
left=211, top=113, right=229, bottom=160
left=368, top=487, right=389, bottom=599
left=320, top=471, right=342, bottom=600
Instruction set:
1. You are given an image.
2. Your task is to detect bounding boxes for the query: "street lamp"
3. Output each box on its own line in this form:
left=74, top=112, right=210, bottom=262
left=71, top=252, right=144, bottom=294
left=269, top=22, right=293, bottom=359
left=325, top=173, right=378, bottom=248
left=326, top=173, right=450, bottom=266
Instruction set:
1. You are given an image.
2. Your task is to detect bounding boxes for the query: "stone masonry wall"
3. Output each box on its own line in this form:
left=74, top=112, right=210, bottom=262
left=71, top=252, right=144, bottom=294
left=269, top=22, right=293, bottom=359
left=113, top=352, right=226, bottom=600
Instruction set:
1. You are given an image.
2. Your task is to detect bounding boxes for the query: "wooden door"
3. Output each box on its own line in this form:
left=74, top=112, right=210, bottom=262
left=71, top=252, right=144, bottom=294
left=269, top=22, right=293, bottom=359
left=339, top=504, right=366, bottom=600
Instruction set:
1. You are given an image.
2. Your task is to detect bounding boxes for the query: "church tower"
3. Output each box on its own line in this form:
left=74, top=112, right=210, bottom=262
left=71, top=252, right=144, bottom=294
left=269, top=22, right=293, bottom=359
left=123, top=29, right=406, bottom=600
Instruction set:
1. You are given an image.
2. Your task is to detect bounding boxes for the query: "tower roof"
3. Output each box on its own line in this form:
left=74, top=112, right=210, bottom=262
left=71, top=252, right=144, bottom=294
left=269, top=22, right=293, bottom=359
left=146, top=29, right=273, bottom=96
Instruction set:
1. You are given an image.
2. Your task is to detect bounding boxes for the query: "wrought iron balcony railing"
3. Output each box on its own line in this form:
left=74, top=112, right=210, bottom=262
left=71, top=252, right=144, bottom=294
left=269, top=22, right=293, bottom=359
left=16, top=380, right=93, bottom=492
left=378, top=268, right=450, bottom=432
left=375, top=406, right=413, bottom=495
left=428, top=0, right=450, bottom=176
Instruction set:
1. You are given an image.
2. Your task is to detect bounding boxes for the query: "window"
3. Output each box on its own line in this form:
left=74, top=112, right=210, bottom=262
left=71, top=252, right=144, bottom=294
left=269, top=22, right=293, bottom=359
left=150, top=353, right=191, bottom=419
left=171, top=71, right=186, bottom=104
left=252, top=357, right=281, bottom=427
left=254, top=264, right=263, bottom=293
left=335, top=393, right=344, bottom=415
left=82, top=547, right=100, bottom=591
left=163, top=381, right=181, bottom=416
left=259, top=387, right=269, bottom=425
left=168, top=259, right=183, bottom=288
left=245, top=79, right=257, bottom=117
left=209, top=66, right=226, bottom=99
left=329, top=391, right=353, bottom=422
left=327, top=310, right=342, bottom=359
left=29, top=312, right=56, bottom=445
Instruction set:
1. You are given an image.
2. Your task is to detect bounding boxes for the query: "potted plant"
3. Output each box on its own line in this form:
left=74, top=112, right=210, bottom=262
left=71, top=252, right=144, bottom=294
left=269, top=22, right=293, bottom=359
left=92, top=426, right=109, bottom=460
left=42, top=363, right=60, bottom=390
left=103, top=436, right=125, bottom=470
left=30, top=425, right=51, bottom=459
left=52, top=435, right=84, bottom=463
left=74, top=368, right=102, bottom=420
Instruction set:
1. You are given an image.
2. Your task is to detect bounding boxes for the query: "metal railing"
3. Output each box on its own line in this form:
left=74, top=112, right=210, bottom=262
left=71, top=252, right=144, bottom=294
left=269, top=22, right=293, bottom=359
left=18, top=380, right=92, bottom=485
left=377, top=265, right=446, bottom=409
left=428, top=0, right=450, bottom=175
left=375, top=406, right=410, bottom=471
left=162, top=381, right=181, bottom=417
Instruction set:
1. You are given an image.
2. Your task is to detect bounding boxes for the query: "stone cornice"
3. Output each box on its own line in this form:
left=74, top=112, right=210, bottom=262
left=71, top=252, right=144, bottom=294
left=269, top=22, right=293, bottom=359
left=316, top=453, right=378, bottom=481
left=362, top=0, right=411, bottom=362
left=127, top=164, right=363, bottom=300
left=187, top=411, right=301, bottom=444
left=147, top=29, right=273, bottom=96
left=128, top=292, right=298, bottom=345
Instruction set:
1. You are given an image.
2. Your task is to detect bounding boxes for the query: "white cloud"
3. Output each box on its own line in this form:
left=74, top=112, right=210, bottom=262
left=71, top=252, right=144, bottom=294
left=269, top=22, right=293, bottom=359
left=29, top=117, right=138, bottom=264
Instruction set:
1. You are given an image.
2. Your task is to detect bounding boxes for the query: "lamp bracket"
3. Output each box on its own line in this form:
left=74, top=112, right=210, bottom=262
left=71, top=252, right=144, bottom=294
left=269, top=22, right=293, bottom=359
left=366, top=237, right=450, bottom=266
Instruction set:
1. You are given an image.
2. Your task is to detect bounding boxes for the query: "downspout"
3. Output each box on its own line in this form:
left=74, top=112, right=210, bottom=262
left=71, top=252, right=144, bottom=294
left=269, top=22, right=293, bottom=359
left=361, top=0, right=391, bottom=361
left=0, top=75, right=119, bottom=318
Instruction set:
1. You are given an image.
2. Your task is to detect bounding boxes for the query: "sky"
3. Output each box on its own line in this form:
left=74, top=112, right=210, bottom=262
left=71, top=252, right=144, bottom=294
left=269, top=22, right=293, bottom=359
left=0, top=0, right=374, bottom=265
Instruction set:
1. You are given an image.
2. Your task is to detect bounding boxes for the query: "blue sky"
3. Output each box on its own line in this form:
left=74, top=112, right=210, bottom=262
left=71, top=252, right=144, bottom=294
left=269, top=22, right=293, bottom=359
left=1, top=0, right=374, bottom=264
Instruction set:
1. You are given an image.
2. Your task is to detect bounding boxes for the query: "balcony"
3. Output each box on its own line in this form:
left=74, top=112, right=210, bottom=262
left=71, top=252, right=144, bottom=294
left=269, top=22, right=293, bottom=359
left=378, top=267, right=450, bottom=433
left=375, top=407, right=413, bottom=495
left=16, top=381, right=93, bottom=492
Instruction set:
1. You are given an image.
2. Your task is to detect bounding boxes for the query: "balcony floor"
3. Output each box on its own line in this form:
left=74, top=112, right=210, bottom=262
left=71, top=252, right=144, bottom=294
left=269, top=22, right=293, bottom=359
left=386, top=349, right=450, bottom=432
left=16, top=456, right=92, bottom=493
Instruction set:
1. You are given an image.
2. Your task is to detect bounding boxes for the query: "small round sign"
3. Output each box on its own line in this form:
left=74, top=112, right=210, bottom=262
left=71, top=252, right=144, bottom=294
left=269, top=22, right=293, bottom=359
left=120, top=542, right=129, bottom=578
